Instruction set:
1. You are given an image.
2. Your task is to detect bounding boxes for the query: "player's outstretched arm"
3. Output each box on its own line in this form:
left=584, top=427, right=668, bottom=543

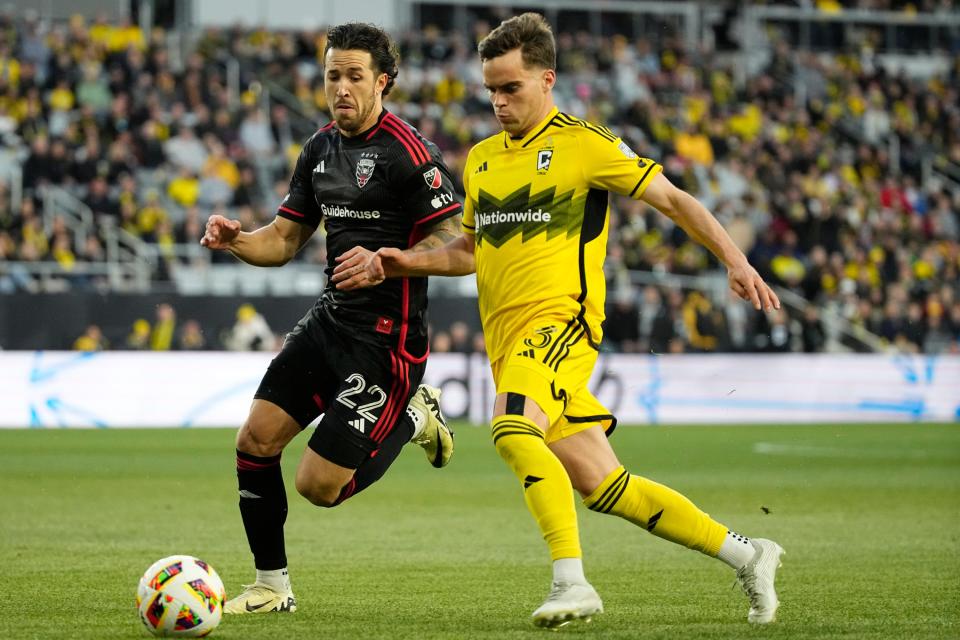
left=331, top=214, right=475, bottom=290
left=640, top=173, right=780, bottom=311
left=201, top=215, right=313, bottom=267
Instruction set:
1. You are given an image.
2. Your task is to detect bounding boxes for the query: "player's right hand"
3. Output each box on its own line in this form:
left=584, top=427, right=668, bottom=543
left=200, top=214, right=241, bottom=249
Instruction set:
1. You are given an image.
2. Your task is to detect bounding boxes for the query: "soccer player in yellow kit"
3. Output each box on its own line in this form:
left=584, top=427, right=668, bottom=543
left=333, top=13, right=785, bottom=629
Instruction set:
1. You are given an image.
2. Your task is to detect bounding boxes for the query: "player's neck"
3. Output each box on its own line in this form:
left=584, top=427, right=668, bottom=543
left=513, top=102, right=556, bottom=139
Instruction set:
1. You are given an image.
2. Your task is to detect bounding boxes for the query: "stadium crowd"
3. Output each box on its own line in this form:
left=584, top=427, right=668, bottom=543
left=0, top=7, right=958, bottom=354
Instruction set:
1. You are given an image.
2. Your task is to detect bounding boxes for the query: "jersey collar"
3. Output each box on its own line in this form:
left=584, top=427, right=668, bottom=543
left=503, top=107, right=559, bottom=149
left=338, top=108, right=389, bottom=145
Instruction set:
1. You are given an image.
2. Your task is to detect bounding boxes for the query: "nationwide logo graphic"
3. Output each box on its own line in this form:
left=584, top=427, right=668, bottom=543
left=474, top=184, right=584, bottom=247
left=422, top=166, right=442, bottom=189
left=356, top=153, right=378, bottom=188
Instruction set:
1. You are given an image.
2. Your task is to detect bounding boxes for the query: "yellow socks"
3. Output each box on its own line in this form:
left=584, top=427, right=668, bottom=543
left=492, top=415, right=581, bottom=561
left=584, top=465, right=727, bottom=556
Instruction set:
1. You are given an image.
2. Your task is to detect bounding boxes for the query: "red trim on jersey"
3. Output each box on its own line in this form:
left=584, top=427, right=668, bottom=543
left=278, top=205, right=305, bottom=218
left=389, top=114, right=430, bottom=162
left=365, top=115, right=387, bottom=140
left=383, top=113, right=430, bottom=167
left=417, top=202, right=461, bottom=226
left=312, top=393, right=325, bottom=410
left=395, top=227, right=431, bottom=364
left=319, top=121, right=335, bottom=132
left=381, top=120, right=426, bottom=166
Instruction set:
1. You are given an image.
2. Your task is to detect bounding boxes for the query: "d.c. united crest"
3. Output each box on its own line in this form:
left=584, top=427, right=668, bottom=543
left=356, top=158, right=376, bottom=188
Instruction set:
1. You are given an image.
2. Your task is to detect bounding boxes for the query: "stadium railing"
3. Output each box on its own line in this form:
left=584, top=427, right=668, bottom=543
left=625, top=269, right=886, bottom=354
left=741, top=5, right=960, bottom=54
left=409, top=0, right=701, bottom=50
left=37, top=186, right=152, bottom=291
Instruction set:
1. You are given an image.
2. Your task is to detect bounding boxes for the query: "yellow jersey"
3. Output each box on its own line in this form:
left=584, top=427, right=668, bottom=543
left=462, top=107, right=662, bottom=362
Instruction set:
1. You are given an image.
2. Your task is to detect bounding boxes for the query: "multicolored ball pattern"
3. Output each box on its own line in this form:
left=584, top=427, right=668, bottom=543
left=136, top=555, right=225, bottom=637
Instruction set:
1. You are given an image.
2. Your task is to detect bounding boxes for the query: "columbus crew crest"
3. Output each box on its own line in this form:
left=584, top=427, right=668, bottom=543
left=422, top=166, right=442, bottom=189
left=356, top=157, right=376, bottom=188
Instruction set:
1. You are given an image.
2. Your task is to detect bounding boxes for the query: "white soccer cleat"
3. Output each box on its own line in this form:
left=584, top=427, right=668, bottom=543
left=531, top=581, right=603, bottom=629
left=736, top=538, right=785, bottom=624
left=408, top=384, right=454, bottom=468
left=223, top=582, right=297, bottom=615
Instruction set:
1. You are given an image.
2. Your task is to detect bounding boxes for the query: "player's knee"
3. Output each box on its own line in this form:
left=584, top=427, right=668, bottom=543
left=294, top=475, right=340, bottom=508
left=236, top=420, right=284, bottom=457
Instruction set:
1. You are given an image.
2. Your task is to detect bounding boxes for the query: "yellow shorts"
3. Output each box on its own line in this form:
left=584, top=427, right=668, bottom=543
left=490, top=319, right=616, bottom=444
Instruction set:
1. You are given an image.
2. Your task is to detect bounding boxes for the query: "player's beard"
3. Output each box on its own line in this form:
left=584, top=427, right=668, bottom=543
left=334, top=92, right=376, bottom=135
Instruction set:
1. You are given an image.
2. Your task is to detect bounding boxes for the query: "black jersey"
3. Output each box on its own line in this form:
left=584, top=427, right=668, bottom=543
left=277, top=109, right=463, bottom=360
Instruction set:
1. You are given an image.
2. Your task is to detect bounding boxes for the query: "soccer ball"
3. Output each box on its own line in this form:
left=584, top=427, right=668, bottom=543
left=136, top=555, right=226, bottom=637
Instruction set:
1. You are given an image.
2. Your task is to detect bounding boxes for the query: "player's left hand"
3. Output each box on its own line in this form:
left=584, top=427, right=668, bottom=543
left=727, top=262, right=781, bottom=311
left=332, top=245, right=386, bottom=290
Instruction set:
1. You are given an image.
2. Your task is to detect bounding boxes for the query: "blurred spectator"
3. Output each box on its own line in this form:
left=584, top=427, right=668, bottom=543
left=682, top=291, right=722, bottom=352
left=638, top=286, right=676, bottom=354
left=471, top=332, right=487, bottom=355
left=431, top=330, right=452, bottom=353
left=125, top=319, right=151, bottom=350
left=164, top=126, right=207, bottom=173
left=177, top=319, right=207, bottom=351
left=604, top=293, right=640, bottom=353
left=151, top=303, right=176, bottom=351
left=225, top=303, right=274, bottom=351
left=448, top=321, right=472, bottom=354
left=73, top=324, right=108, bottom=351
left=800, top=305, right=827, bottom=353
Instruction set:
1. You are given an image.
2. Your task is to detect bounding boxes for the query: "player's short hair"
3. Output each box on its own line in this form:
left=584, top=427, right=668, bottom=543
left=478, top=12, right=555, bottom=71
left=325, top=22, right=400, bottom=97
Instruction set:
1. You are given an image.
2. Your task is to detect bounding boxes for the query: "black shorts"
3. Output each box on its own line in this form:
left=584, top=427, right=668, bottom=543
left=253, top=315, right=425, bottom=469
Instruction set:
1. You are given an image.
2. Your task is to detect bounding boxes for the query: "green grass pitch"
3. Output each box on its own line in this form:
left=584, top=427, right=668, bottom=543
left=1, top=423, right=958, bottom=639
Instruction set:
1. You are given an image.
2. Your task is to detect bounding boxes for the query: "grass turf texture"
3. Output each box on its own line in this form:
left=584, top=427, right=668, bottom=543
left=0, top=423, right=957, bottom=639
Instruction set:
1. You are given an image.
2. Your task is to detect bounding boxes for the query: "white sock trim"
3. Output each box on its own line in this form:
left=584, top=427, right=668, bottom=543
left=717, top=530, right=755, bottom=569
left=406, top=405, right=426, bottom=440
left=552, top=557, right=587, bottom=585
left=256, top=568, right=291, bottom=592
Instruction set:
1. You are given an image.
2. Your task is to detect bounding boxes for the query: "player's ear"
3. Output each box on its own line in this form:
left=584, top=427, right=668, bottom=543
left=376, top=72, right=388, bottom=96
left=542, top=69, right=556, bottom=92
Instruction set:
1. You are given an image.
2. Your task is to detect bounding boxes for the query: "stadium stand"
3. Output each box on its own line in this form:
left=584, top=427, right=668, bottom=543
left=0, top=2, right=957, bottom=353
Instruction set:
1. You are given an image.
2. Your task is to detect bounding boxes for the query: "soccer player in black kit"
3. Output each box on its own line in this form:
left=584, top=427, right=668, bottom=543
left=201, top=23, right=461, bottom=615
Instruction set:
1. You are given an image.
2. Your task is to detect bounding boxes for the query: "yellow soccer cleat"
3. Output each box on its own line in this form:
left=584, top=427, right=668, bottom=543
left=408, top=384, right=454, bottom=468
left=223, top=583, right=297, bottom=615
